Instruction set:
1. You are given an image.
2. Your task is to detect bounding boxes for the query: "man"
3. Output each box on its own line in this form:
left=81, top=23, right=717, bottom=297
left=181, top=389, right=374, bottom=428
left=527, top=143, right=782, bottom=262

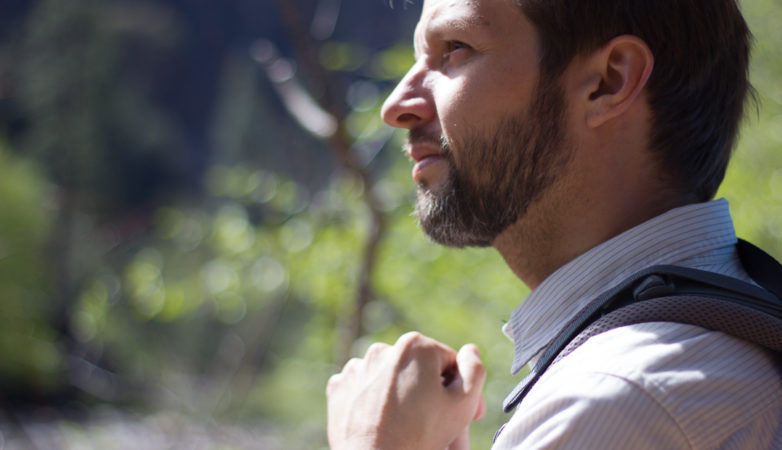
left=327, top=0, right=782, bottom=448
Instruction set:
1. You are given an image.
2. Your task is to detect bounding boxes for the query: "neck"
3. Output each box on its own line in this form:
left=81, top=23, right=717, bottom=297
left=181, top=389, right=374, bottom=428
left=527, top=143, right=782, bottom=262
left=492, top=144, right=688, bottom=290
left=493, top=195, right=678, bottom=290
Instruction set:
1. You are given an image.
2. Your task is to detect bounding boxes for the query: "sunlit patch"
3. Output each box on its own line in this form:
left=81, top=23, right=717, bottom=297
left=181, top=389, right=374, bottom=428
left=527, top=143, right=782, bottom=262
left=203, top=259, right=239, bottom=295
left=213, top=204, right=255, bottom=254
left=279, top=218, right=314, bottom=253
left=769, top=114, right=782, bottom=143
left=248, top=256, right=289, bottom=294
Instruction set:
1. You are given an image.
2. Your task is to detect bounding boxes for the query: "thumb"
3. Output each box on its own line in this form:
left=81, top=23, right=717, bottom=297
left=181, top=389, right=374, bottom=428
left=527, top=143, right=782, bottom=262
left=473, top=394, right=486, bottom=421
left=456, top=344, right=486, bottom=397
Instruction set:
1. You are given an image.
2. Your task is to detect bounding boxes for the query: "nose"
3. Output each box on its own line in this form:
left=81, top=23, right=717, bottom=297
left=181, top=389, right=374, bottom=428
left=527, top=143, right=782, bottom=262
left=381, top=62, right=436, bottom=129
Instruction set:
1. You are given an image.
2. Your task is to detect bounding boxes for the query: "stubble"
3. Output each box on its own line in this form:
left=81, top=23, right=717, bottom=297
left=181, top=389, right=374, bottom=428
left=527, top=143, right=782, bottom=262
left=414, top=79, right=572, bottom=247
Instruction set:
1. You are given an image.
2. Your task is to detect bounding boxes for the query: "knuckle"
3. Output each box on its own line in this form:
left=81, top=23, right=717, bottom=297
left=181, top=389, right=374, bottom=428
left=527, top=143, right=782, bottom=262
left=397, top=331, right=424, bottom=347
left=326, top=374, right=341, bottom=394
left=343, top=357, right=363, bottom=373
left=365, top=342, right=389, bottom=357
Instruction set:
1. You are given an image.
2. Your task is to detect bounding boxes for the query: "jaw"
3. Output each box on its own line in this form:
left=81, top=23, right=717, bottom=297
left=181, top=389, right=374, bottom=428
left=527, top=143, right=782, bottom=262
left=490, top=186, right=573, bottom=290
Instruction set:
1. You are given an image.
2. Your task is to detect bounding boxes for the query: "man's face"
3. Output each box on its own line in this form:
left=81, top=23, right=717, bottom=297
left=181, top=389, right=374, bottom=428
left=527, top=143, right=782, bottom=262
left=381, top=0, right=573, bottom=247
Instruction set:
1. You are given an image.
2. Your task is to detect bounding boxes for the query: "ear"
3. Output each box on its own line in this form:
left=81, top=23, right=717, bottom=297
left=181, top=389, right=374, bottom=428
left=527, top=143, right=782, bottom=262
left=579, top=35, right=654, bottom=128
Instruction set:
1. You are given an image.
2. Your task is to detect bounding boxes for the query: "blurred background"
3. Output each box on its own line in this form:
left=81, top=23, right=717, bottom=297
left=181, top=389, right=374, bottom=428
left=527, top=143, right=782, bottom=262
left=0, top=0, right=780, bottom=448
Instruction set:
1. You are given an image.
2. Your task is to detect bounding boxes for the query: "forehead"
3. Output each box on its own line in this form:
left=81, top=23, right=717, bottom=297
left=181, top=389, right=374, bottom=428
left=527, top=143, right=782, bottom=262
left=414, top=0, right=526, bottom=51
left=418, top=0, right=491, bottom=28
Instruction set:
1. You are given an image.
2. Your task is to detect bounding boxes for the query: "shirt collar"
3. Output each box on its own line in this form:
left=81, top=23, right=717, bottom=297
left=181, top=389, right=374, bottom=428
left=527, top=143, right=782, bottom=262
left=505, top=199, right=739, bottom=375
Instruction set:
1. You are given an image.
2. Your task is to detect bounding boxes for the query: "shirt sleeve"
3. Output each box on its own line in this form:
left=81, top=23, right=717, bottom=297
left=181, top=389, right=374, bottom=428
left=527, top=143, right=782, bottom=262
left=491, top=369, right=692, bottom=450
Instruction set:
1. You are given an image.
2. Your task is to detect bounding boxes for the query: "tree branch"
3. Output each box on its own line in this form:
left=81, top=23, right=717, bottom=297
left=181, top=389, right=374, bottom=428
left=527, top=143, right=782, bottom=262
left=262, top=0, right=389, bottom=365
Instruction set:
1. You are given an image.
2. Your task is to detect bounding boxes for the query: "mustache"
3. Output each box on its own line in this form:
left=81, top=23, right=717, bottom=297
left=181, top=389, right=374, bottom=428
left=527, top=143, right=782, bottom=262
left=405, top=128, right=450, bottom=154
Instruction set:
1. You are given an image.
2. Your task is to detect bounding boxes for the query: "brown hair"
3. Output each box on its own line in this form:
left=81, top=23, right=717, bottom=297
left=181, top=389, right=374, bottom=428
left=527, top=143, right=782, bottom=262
left=516, top=0, right=752, bottom=201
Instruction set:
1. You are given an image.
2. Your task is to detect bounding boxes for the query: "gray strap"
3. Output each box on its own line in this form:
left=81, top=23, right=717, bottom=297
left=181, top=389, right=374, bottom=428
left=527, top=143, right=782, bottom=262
left=503, top=265, right=782, bottom=414
left=500, top=240, right=782, bottom=422
left=495, top=294, right=782, bottom=444
left=553, top=294, right=782, bottom=366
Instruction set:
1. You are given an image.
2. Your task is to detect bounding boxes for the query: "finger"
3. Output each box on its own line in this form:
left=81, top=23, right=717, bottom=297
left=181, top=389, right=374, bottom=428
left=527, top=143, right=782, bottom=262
left=473, top=395, right=486, bottom=421
left=341, top=356, right=363, bottom=375
left=395, top=331, right=428, bottom=349
left=326, top=373, right=341, bottom=396
left=456, top=344, right=486, bottom=395
left=395, top=331, right=456, bottom=353
left=364, top=342, right=390, bottom=362
left=395, top=331, right=457, bottom=374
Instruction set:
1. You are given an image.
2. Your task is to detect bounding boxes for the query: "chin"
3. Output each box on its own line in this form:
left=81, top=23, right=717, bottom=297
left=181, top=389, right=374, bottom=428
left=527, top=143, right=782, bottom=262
left=415, top=188, right=496, bottom=249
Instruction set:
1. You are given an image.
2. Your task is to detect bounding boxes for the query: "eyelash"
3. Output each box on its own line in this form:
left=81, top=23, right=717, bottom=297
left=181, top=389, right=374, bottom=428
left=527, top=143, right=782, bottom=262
left=443, top=41, right=469, bottom=62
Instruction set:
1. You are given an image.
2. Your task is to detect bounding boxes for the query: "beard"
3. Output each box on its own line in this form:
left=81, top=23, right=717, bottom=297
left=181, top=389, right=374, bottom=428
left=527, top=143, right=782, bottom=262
left=413, top=79, right=572, bottom=247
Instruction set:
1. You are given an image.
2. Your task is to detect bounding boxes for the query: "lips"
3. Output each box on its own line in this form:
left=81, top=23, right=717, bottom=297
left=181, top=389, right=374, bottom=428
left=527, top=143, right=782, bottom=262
left=408, top=142, right=443, bottom=164
left=407, top=142, right=448, bottom=185
left=412, top=154, right=446, bottom=183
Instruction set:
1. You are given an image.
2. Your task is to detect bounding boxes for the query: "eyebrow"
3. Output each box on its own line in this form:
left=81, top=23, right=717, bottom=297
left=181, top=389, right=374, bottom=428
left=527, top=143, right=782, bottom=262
left=413, top=15, right=490, bottom=59
left=436, top=15, right=490, bottom=32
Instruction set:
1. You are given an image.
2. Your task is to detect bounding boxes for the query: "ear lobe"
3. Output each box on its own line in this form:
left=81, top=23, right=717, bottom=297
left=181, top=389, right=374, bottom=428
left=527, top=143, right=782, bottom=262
left=585, top=35, right=654, bottom=128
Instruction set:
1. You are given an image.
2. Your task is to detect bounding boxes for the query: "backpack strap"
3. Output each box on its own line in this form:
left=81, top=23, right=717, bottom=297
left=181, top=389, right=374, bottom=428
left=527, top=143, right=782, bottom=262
left=554, top=294, right=782, bottom=366
left=737, top=239, right=782, bottom=300
left=502, top=239, right=782, bottom=414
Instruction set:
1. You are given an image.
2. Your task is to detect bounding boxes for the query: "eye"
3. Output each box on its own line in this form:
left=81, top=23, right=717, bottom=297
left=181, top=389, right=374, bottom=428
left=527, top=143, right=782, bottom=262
left=443, top=40, right=470, bottom=63
left=446, top=41, right=467, bottom=53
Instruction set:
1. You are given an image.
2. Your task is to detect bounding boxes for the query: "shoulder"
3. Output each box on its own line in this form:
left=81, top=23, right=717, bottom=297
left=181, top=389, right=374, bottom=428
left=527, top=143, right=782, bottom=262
left=494, top=323, right=782, bottom=449
left=561, top=322, right=782, bottom=402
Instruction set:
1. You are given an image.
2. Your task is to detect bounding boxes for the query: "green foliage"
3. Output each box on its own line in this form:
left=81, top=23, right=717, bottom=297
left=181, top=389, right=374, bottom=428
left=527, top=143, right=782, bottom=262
left=370, top=42, right=416, bottom=80
left=18, top=0, right=182, bottom=209
left=320, top=41, right=369, bottom=72
left=718, top=0, right=782, bottom=260
left=19, top=0, right=114, bottom=187
left=0, top=140, right=60, bottom=391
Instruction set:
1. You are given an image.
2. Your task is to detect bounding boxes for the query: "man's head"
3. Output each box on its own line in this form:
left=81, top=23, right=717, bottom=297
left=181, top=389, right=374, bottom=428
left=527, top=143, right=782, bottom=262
left=516, top=0, right=752, bottom=203
left=382, top=0, right=574, bottom=247
left=381, top=0, right=751, bottom=249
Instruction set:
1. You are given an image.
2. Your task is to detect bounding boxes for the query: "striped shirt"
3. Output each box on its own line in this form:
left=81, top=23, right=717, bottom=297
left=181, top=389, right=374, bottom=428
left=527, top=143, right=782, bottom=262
left=494, top=199, right=782, bottom=449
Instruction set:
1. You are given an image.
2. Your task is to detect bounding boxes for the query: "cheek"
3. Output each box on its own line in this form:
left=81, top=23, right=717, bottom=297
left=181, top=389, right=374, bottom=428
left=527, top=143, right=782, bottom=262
left=436, top=72, right=532, bottom=137
left=434, top=81, right=470, bottom=132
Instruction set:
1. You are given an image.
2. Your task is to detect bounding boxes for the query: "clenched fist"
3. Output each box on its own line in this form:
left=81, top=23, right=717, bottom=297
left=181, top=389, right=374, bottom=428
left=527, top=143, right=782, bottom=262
left=326, top=332, right=486, bottom=449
